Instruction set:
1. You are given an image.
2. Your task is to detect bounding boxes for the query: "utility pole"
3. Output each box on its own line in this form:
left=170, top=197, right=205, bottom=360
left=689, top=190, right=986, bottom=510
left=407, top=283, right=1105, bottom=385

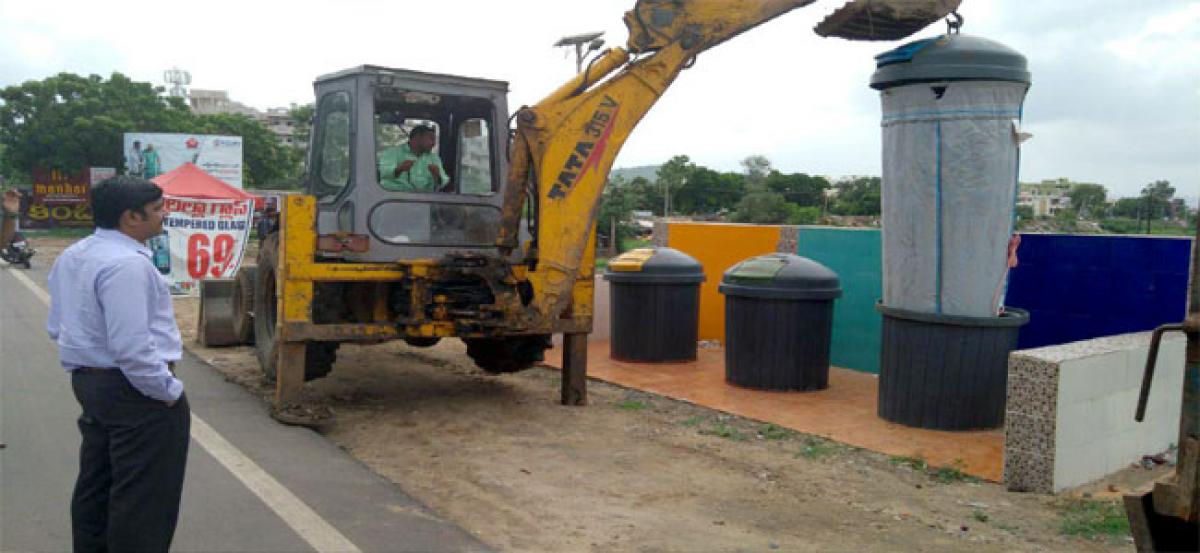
left=553, top=32, right=606, bottom=74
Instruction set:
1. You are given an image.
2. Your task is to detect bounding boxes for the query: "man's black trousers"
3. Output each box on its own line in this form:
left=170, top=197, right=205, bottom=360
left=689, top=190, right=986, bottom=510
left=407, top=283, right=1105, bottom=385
left=70, top=369, right=190, bottom=552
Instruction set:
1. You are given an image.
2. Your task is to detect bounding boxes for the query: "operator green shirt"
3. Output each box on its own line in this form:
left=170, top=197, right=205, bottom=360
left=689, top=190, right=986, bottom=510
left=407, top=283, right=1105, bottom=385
left=378, top=144, right=449, bottom=192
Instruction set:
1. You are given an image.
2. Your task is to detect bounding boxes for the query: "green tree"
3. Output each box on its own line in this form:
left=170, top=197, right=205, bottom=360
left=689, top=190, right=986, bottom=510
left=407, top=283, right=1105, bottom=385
left=0, top=72, right=193, bottom=180
left=673, top=167, right=744, bottom=215
left=1055, top=207, right=1079, bottom=231
left=1067, top=183, right=1106, bottom=218
left=1015, top=204, right=1034, bottom=221
left=0, top=72, right=304, bottom=187
left=788, top=206, right=820, bottom=225
left=1140, top=180, right=1175, bottom=233
left=597, top=176, right=640, bottom=254
left=656, top=154, right=694, bottom=217
left=289, top=103, right=315, bottom=148
left=732, top=191, right=793, bottom=224
left=1141, top=180, right=1175, bottom=215
left=765, top=170, right=829, bottom=207
left=626, top=176, right=662, bottom=214
left=740, top=155, right=771, bottom=192
left=193, top=113, right=302, bottom=187
left=1110, top=197, right=1142, bottom=218
left=830, top=176, right=882, bottom=216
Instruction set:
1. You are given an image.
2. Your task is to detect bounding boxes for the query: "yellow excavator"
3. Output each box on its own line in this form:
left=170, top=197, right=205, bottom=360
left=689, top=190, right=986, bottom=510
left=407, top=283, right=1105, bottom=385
left=199, top=0, right=961, bottom=413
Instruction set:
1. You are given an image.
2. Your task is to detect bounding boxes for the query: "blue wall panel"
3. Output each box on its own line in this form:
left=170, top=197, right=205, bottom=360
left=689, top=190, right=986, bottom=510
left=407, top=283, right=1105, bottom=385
left=1006, top=234, right=1192, bottom=349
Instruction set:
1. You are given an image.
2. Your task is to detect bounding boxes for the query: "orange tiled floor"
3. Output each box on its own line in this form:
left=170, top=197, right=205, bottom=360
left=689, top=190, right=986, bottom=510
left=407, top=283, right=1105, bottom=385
left=546, top=340, right=1005, bottom=482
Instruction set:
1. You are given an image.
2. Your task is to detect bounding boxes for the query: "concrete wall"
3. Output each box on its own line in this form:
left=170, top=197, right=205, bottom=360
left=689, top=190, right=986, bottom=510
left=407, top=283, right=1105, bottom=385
left=1004, top=332, right=1185, bottom=493
left=659, top=223, right=1193, bottom=375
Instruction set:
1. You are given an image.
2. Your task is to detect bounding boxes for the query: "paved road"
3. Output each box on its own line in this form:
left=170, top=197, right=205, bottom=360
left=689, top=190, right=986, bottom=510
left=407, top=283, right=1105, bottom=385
left=0, top=261, right=488, bottom=552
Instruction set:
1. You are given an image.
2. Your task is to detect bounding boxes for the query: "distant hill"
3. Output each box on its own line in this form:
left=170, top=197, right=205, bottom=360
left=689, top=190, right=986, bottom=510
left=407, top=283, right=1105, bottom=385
left=610, top=165, right=660, bottom=183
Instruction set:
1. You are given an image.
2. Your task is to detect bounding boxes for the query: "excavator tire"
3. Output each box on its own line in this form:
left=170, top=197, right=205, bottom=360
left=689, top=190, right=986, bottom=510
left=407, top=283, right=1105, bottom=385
left=253, top=233, right=339, bottom=382
left=463, top=335, right=552, bottom=374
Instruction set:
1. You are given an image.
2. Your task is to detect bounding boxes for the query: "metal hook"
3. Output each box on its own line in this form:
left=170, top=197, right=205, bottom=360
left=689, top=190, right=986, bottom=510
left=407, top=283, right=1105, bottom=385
left=946, top=11, right=964, bottom=34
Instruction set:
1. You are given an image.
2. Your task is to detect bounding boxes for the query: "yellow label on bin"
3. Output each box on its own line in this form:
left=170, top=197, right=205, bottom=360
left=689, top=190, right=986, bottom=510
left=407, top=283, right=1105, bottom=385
left=607, top=248, right=656, bottom=272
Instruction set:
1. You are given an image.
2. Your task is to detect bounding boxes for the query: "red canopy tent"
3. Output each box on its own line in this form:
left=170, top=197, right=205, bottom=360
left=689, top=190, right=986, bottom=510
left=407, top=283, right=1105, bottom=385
left=152, top=162, right=263, bottom=209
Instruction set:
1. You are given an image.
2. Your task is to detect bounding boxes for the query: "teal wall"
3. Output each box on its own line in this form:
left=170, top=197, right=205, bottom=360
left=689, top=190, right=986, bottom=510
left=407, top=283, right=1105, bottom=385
left=797, top=227, right=883, bottom=373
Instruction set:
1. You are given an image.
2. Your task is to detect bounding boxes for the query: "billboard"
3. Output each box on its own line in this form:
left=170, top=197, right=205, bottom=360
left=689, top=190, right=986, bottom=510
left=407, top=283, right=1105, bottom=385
left=124, top=132, right=244, bottom=188
left=20, top=168, right=93, bottom=229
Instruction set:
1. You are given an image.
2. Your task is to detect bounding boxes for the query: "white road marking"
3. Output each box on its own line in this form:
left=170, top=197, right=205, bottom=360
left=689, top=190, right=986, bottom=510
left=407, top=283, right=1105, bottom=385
left=3, top=267, right=361, bottom=553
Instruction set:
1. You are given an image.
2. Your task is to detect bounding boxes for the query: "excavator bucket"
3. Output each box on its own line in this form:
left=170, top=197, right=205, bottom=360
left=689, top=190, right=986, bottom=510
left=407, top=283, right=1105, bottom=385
left=815, top=0, right=962, bottom=40
left=198, top=278, right=243, bottom=347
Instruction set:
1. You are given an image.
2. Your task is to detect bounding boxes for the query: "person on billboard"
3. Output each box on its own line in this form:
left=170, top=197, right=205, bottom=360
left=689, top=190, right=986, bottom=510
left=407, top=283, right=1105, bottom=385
left=378, top=125, right=450, bottom=192
left=142, top=144, right=162, bottom=179
left=126, top=140, right=144, bottom=176
left=46, top=176, right=190, bottom=551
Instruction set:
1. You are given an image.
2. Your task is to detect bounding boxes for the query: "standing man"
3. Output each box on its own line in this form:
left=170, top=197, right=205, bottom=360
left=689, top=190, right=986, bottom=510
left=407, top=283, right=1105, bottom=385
left=47, top=176, right=190, bottom=552
left=378, top=125, right=450, bottom=192
left=126, top=140, right=144, bottom=177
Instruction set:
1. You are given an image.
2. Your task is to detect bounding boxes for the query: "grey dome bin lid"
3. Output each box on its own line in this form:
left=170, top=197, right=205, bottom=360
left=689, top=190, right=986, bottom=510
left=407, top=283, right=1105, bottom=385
left=603, top=247, right=705, bottom=284
left=871, top=34, right=1030, bottom=90
left=718, top=254, right=842, bottom=300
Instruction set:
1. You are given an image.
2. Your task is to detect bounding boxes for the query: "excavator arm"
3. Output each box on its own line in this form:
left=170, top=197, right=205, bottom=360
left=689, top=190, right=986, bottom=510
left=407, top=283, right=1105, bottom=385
left=497, top=0, right=956, bottom=327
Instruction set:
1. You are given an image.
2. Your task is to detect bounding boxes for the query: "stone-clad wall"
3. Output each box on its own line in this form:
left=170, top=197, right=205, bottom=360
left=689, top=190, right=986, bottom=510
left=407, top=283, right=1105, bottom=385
left=1004, top=331, right=1185, bottom=492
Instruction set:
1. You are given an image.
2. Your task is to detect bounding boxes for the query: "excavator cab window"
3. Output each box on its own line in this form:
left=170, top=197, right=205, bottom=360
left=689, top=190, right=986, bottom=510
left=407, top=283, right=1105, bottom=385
left=310, top=91, right=351, bottom=201
left=457, top=118, right=493, bottom=196
left=372, top=86, right=499, bottom=197
left=373, top=115, right=447, bottom=192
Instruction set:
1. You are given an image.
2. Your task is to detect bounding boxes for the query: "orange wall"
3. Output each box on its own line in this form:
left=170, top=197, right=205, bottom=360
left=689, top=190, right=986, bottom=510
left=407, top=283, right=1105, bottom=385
left=667, top=223, right=783, bottom=342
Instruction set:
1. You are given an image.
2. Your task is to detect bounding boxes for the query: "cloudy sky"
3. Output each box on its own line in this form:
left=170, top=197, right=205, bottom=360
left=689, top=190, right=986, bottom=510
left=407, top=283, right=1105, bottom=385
left=1, top=0, right=1196, bottom=200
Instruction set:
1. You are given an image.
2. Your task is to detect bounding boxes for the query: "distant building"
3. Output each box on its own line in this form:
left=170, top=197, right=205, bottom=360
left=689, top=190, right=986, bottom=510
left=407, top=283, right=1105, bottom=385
left=188, top=89, right=260, bottom=117
left=261, top=106, right=300, bottom=148
left=1018, top=179, right=1072, bottom=217
left=187, top=90, right=302, bottom=148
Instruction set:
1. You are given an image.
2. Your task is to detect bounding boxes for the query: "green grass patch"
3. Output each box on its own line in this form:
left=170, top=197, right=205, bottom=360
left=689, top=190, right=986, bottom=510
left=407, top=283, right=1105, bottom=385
left=795, top=437, right=839, bottom=459
left=758, top=424, right=792, bottom=440
left=1058, top=499, right=1129, bottom=541
left=889, top=454, right=928, bottom=471
left=621, top=237, right=651, bottom=251
left=700, top=421, right=749, bottom=441
left=932, top=459, right=978, bottom=484
left=615, top=399, right=648, bottom=411
left=681, top=416, right=704, bottom=427
left=888, top=455, right=978, bottom=483
left=972, top=509, right=989, bottom=523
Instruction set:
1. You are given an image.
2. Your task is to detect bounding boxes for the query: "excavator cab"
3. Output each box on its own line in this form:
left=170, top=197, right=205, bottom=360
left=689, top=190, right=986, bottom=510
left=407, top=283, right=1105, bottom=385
left=305, top=65, right=512, bottom=263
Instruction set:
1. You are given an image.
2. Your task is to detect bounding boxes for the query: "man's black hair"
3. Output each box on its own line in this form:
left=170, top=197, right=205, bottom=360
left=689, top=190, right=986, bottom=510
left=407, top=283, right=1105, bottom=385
left=91, top=175, right=163, bottom=229
left=410, top=125, right=435, bottom=139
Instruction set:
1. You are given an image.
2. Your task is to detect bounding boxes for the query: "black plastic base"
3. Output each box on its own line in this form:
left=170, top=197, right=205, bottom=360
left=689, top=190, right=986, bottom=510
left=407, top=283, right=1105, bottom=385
left=877, top=304, right=1029, bottom=431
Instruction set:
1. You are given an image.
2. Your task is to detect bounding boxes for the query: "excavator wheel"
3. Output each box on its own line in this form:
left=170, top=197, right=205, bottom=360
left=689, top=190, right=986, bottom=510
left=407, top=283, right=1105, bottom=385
left=253, top=233, right=339, bottom=382
left=463, top=335, right=552, bottom=374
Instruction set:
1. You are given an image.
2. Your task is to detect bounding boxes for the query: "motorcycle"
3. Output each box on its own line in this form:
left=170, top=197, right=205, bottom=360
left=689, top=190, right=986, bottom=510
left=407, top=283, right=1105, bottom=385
left=1, top=231, right=35, bottom=269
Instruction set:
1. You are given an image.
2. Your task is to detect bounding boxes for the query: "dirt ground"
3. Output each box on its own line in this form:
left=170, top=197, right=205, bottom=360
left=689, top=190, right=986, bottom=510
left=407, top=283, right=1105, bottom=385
left=37, top=235, right=1170, bottom=551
